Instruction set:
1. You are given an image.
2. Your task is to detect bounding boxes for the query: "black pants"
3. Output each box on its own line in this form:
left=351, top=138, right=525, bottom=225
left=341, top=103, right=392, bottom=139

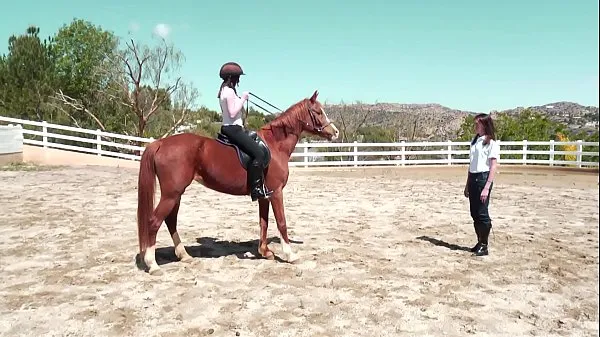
left=468, top=171, right=493, bottom=243
left=220, top=125, right=265, bottom=165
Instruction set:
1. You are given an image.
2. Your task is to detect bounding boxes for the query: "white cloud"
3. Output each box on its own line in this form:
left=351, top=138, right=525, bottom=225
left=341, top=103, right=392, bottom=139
left=129, top=21, right=140, bottom=32
left=153, top=23, right=171, bottom=38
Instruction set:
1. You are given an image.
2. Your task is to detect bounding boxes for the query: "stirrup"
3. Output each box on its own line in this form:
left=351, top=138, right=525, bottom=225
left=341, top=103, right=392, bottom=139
left=251, top=185, right=273, bottom=201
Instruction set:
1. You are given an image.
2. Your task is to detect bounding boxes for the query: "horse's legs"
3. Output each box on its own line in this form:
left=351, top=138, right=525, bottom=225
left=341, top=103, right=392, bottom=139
left=257, top=198, right=274, bottom=259
left=165, top=199, right=193, bottom=263
left=144, top=194, right=179, bottom=275
left=270, top=190, right=299, bottom=263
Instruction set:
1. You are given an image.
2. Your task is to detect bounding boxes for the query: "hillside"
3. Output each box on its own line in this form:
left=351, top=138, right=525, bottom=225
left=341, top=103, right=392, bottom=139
left=323, top=102, right=475, bottom=141
left=495, top=101, right=599, bottom=133
left=323, top=101, right=599, bottom=141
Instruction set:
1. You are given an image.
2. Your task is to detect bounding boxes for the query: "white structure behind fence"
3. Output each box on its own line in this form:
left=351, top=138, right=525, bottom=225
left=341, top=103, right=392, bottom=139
left=1, top=116, right=598, bottom=168
left=0, top=123, right=23, bottom=155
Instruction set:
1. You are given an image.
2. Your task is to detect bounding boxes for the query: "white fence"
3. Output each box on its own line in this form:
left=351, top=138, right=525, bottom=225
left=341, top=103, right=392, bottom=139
left=1, top=115, right=598, bottom=168
left=0, top=116, right=152, bottom=161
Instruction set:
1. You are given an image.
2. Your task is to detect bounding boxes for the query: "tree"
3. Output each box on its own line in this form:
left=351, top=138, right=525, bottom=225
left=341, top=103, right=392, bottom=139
left=0, top=26, right=55, bottom=120
left=326, top=100, right=373, bottom=142
left=105, top=38, right=199, bottom=139
left=455, top=108, right=576, bottom=161
left=245, top=107, right=271, bottom=130
left=456, top=108, right=569, bottom=142
left=50, top=18, right=122, bottom=131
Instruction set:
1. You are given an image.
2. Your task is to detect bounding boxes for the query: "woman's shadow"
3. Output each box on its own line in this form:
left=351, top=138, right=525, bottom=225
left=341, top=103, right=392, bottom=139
left=137, top=236, right=304, bottom=267
left=416, top=235, right=472, bottom=252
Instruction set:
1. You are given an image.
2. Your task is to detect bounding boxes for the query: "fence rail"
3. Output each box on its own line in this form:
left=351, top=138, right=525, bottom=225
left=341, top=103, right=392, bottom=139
left=1, top=116, right=598, bottom=168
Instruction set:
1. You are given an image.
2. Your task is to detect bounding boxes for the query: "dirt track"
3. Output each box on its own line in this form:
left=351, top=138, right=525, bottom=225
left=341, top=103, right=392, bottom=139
left=0, top=164, right=598, bottom=337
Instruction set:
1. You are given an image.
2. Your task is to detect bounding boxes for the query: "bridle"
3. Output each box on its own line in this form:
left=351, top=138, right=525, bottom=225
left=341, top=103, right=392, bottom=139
left=304, top=104, right=330, bottom=133
left=248, top=92, right=329, bottom=133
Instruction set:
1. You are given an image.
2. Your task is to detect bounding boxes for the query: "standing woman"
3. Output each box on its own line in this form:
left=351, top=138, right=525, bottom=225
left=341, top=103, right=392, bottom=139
left=464, top=112, right=500, bottom=256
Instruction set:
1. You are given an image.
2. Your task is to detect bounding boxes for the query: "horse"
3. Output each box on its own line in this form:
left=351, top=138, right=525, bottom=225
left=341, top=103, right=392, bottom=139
left=136, top=90, right=340, bottom=275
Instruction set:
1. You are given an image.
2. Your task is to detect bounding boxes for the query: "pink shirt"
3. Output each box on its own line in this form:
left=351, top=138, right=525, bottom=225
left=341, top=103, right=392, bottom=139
left=219, top=86, right=245, bottom=126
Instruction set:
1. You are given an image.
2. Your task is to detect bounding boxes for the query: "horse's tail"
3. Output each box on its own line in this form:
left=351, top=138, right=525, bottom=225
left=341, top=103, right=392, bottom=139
left=137, top=141, right=160, bottom=255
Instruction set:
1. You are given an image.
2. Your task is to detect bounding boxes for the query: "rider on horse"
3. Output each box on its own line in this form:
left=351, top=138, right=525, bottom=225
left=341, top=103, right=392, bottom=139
left=217, top=62, right=273, bottom=201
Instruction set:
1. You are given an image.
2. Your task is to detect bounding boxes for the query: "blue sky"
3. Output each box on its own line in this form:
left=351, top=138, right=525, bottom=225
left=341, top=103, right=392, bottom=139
left=1, top=0, right=598, bottom=113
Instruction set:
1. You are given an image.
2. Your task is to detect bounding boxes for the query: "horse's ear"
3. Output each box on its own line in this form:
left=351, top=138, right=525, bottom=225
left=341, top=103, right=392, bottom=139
left=310, top=90, right=319, bottom=103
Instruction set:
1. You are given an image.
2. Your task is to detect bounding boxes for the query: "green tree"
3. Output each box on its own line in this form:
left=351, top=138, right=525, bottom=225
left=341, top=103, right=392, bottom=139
left=456, top=109, right=577, bottom=161
left=456, top=109, right=569, bottom=142
left=189, top=106, right=222, bottom=137
left=245, top=107, right=270, bottom=130
left=50, top=18, right=124, bottom=131
left=0, top=26, right=56, bottom=120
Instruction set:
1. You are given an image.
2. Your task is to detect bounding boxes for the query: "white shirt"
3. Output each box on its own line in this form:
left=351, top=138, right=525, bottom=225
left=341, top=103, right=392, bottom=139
left=469, top=135, right=500, bottom=173
left=219, top=86, right=244, bottom=126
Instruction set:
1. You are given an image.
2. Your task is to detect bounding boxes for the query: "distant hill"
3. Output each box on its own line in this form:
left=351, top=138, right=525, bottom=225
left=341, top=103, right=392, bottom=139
left=494, top=101, right=599, bottom=134
left=323, top=101, right=599, bottom=141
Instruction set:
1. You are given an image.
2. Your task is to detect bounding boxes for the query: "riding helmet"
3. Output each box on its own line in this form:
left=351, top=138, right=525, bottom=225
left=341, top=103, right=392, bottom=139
left=219, top=62, right=245, bottom=79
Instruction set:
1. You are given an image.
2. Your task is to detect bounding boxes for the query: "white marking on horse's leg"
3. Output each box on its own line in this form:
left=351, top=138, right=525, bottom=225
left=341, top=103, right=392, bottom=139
left=280, top=234, right=299, bottom=263
left=144, top=245, right=162, bottom=275
left=172, top=232, right=192, bottom=262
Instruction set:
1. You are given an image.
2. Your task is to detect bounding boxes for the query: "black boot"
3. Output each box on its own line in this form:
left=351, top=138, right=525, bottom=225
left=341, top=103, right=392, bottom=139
left=247, top=161, right=273, bottom=201
left=473, top=223, right=490, bottom=256
left=470, top=223, right=481, bottom=252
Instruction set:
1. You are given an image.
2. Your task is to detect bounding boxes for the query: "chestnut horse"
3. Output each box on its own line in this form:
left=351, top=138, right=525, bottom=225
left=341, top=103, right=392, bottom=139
left=136, top=90, right=339, bottom=275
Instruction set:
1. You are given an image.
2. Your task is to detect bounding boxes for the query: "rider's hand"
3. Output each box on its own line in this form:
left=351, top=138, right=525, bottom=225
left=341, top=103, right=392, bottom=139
left=241, top=91, right=249, bottom=101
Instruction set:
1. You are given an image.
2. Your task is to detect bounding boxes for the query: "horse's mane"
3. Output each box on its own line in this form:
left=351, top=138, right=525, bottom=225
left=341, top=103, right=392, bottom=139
left=261, top=98, right=308, bottom=134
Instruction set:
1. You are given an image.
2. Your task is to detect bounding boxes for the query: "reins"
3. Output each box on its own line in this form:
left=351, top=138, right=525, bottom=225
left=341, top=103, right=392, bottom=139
left=245, top=92, right=329, bottom=134
left=248, top=92, right=283, bottom=114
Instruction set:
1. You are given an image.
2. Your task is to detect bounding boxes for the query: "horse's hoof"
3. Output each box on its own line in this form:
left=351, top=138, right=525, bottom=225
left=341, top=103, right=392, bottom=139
left=258, top=247, right=275, bottom=260
left=287, top=253, right=301, bottom=264
left=260, top=251, right=275, bottom=260
left=148, top=267, right=163, bottom=276
left=180, top=255, right=193, bottom=263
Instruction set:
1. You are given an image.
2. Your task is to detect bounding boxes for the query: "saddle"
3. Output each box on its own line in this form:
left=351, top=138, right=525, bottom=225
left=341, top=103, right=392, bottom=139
left=215, top=130, right=271, bottom=170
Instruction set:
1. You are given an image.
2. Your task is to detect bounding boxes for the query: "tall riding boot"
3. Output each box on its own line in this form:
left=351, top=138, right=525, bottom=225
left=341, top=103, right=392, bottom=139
left=470, top=223, right=482, bottom=252
left=248, top=161, right=273, bottom=201
left=473, top=223, right=490, bottom=256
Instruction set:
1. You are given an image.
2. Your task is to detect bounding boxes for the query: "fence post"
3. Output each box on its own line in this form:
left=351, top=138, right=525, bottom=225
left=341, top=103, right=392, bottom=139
left=303, top=140, right=308, bottom=168
left=96, top=129, right=102, bottom=156
left=447, top=140, right=452, bottom=165
left=497, top=139, right=502, bottom=164
left=42, top=120, right=48, bottom=148
left=522, top=140, right=528, bottom=165
left=401, top=141, right=406, bottom=166
left=549, top=140, right=554, bottom=166
left=576, top=140, right=583, bottom=168
left=353, top=140, right=358, bottom=167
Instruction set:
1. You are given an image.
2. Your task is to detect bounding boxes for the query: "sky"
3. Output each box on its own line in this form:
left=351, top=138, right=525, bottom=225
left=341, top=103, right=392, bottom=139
left=0, top=0, right=598, bottom=114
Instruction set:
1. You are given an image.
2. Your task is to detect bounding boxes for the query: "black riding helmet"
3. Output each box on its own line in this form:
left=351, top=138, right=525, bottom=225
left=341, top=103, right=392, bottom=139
left=219, top=62, right=245, bottom=80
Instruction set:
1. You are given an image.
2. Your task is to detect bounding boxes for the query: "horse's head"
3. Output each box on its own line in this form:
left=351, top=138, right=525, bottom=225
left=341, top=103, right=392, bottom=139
left=300, top=90, right=339, bottom=141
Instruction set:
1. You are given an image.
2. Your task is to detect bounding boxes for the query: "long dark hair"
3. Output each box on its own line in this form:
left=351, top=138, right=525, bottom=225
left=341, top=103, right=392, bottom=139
left=217, top=75, right=240, bottom=98
left=471, top=113, right=496, bottom=145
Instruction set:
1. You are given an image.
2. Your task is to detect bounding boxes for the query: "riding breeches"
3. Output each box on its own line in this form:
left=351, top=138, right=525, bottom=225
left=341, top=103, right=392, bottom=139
left=468, top=171, right=493, bottom=228
left=220, top=125, right=265, bottom=165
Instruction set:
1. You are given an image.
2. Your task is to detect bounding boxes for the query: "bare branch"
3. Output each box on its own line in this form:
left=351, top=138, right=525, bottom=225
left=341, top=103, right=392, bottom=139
left=147, top=77, right=181, bottom=121
left=52, top=90, right=106, bottom=130
left=159, top=82, right=199, bottom=138
left=47, top=101, right=84, bottom=129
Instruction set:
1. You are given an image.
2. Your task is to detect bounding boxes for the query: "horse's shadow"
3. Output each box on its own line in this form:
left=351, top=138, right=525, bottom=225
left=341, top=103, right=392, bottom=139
left=416, top=235, right=472, bottom=252
left=136, top=236, right=304, bottom=268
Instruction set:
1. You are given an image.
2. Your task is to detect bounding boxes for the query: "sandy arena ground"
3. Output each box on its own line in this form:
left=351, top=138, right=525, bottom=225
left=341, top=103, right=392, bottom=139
left=0, top=164, right=598, bottom=337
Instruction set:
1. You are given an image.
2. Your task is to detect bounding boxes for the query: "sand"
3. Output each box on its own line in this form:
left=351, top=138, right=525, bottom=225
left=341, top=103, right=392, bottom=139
left=0, top=164, right=598, bottom=337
